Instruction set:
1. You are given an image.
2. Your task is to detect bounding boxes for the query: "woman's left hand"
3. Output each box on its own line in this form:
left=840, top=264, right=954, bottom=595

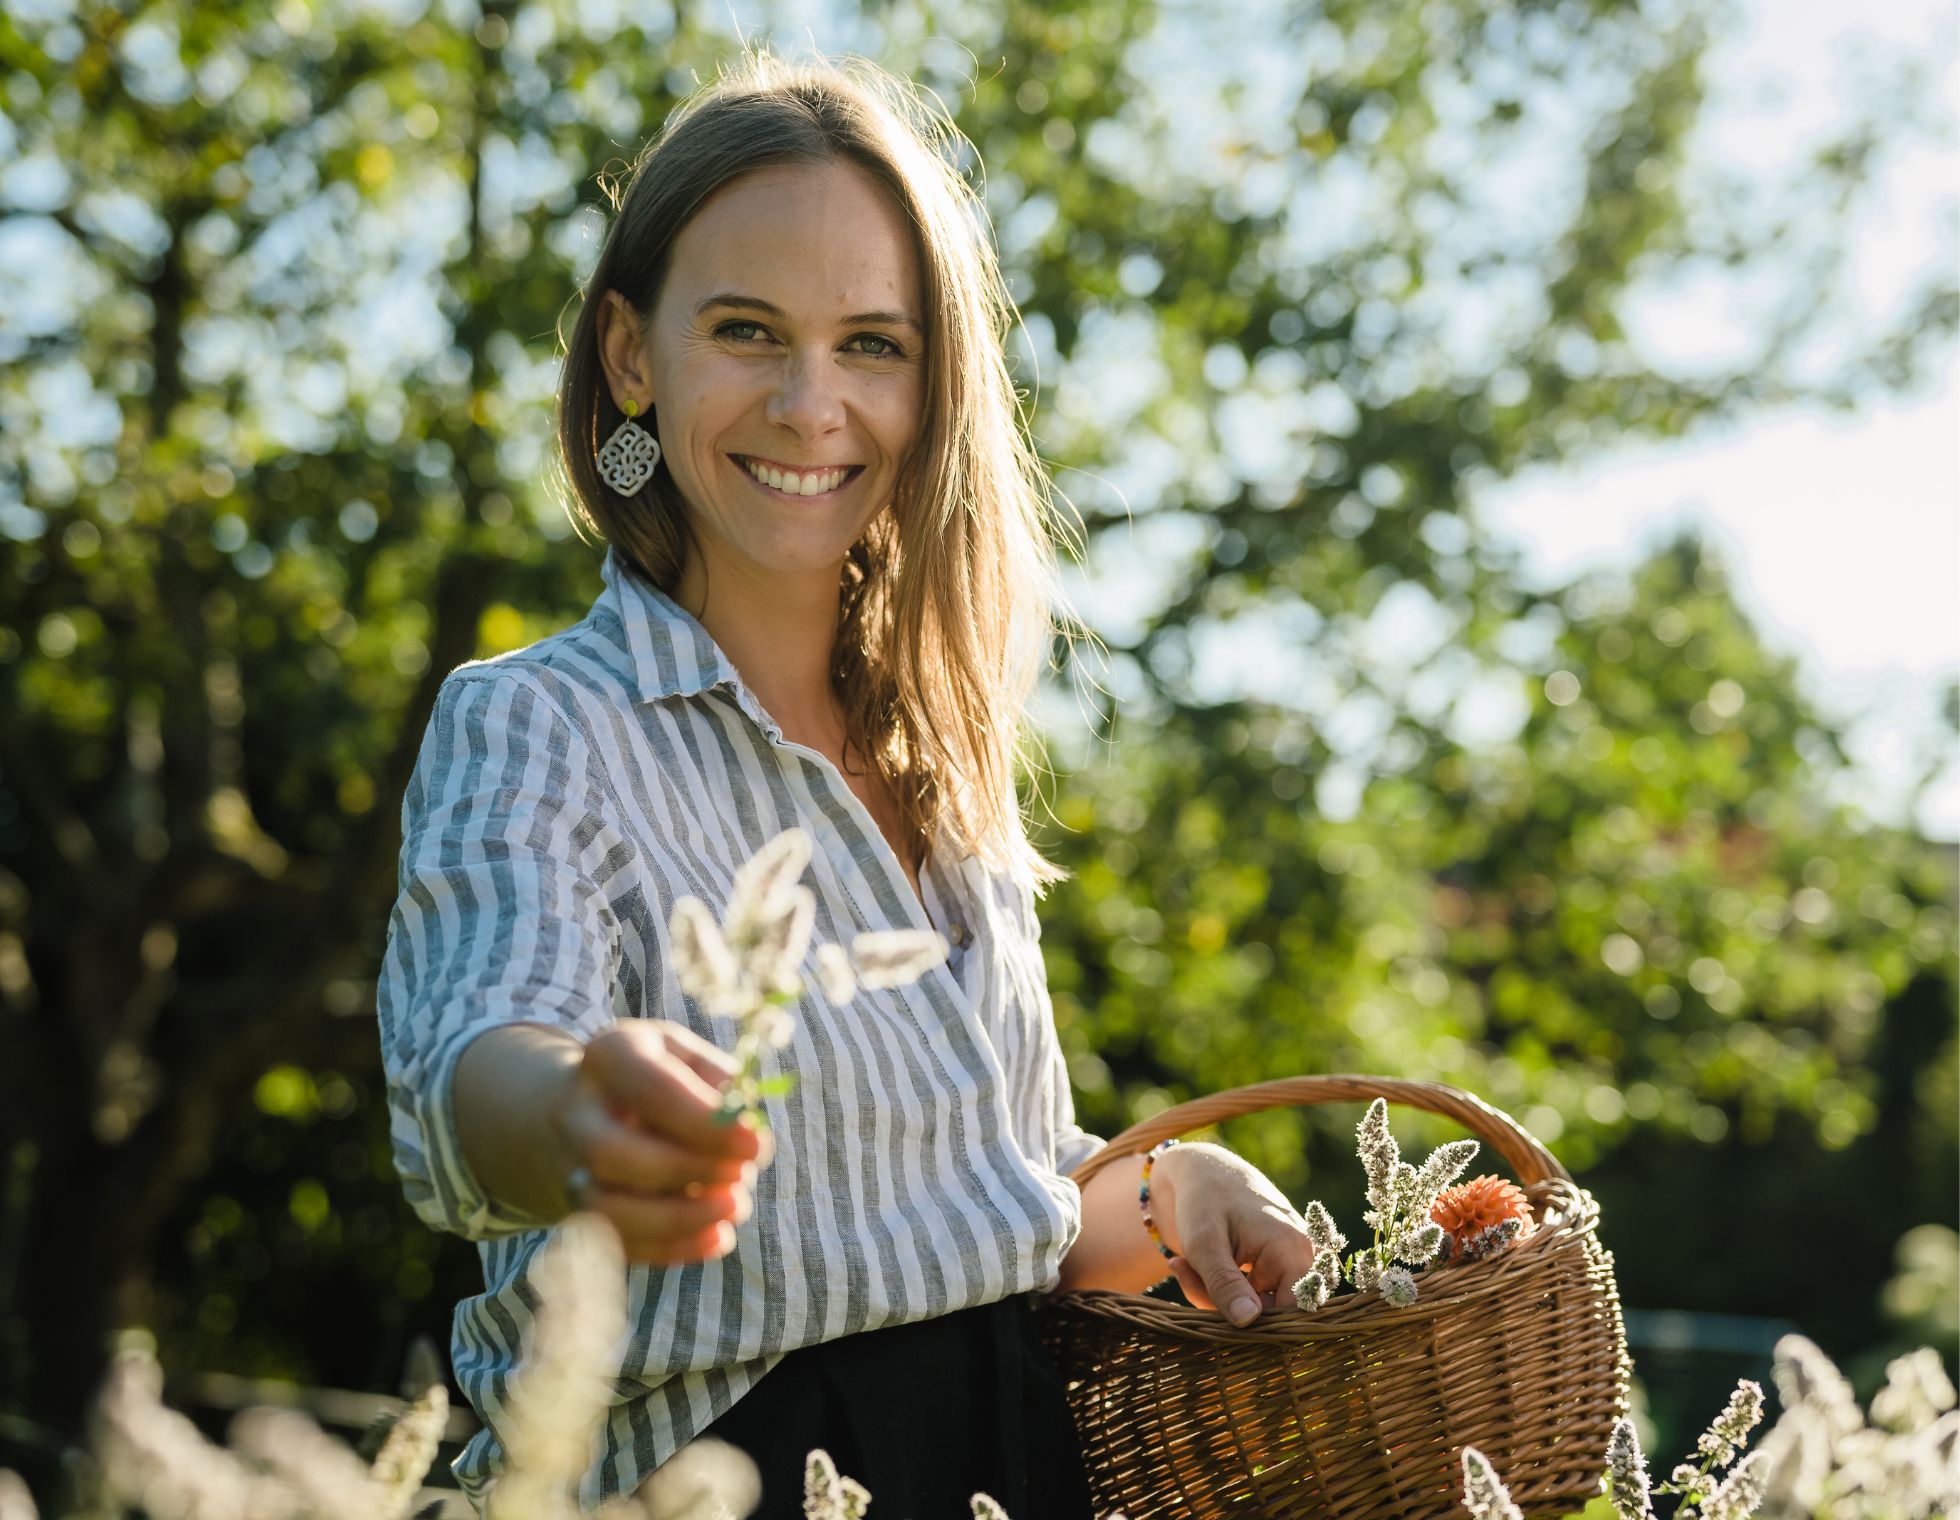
left=1154, top=1142, right=1317, bottom=1327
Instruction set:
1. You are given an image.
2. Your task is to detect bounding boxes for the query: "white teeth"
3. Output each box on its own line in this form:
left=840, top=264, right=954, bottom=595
left=742, top=458, right=848, bottom=495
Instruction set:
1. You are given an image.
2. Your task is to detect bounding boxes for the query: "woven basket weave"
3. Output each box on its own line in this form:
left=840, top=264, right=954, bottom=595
left=1035, top=1076, right=1631, bottom=1520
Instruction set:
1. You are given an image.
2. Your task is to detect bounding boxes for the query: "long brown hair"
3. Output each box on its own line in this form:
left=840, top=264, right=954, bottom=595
left=555, top=50, right=1076, bottom=890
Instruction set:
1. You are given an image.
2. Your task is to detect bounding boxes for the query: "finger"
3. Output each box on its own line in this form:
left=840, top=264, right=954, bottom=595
left=1183, top=1226, right=1263, bottom=1326
left=597, top=1099, right=773, bottom=1174
left=584, top=1115, right=753, bottom=1196
left=586, top=1033, right=764, bottom=1162
left=1171, top=1254, right=1266, bottom=1312
left=1244, top=1228, right=1319, bottom=1307
left=554, top=1089, right=752, bottom=1196
left=1168, top=1256, right=1213, bottom=1310
left=602, top=1186, right=746, bottom=1237
left=658, top=1021, right=741, bottom=1087
left=624, top=1220, right=737, bottom=1268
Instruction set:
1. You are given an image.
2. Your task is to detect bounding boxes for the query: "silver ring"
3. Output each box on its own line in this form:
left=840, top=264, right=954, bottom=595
left=565, top=1164, right=596, bottom=1207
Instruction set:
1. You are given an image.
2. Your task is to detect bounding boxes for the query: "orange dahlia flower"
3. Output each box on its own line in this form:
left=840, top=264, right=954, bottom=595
left=1430, top=1174, right=1534, bottom=1260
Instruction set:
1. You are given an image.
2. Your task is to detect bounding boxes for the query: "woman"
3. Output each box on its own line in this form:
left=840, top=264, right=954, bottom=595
left=376, top=50, right=1317, bottom=1517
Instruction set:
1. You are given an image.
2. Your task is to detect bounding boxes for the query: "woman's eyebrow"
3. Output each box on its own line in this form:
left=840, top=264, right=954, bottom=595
left=696, top=292, right=923, bottom=334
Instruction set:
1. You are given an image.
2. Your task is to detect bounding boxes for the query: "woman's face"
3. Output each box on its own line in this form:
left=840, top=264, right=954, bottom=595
left=600, top=158, right=928, bottom=601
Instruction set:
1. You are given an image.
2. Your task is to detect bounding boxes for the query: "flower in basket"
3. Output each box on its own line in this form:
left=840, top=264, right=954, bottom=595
left=1291, top=1097, right=1480, bottom=1310
left=670, top=827, right=948, bottom=1124
left=1431, top=1174, right=1535, bottom=1262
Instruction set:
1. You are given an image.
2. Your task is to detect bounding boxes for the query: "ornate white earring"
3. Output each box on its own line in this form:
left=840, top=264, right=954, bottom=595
left=598, top=397, right=661, bottom=493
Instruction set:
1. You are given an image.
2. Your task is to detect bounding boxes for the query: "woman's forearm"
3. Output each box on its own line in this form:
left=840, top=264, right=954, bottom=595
left=450, top=1022, right=586, bottom=1222
left=1053, top=1141, right=1313, bottom=1327
left=1052, top=1143, right=1201, bottom=1294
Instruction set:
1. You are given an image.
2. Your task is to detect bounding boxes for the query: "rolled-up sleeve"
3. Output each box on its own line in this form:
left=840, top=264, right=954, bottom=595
left=375, top=667, right=623, bottom=1240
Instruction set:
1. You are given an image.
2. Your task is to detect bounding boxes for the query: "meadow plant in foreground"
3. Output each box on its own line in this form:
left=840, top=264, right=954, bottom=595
left=18, top=834, right=1952, bottom=1520
left=58, top=1327, right=452, bottom=1520
left=1466, top=1334, right=1960, bottom=1520
left=9, top=1204, right=1951, bottom=1519
left=1590, top=1376, right=1768, bottom=1520
left=1749, top=1336, right=1960, bottom=1520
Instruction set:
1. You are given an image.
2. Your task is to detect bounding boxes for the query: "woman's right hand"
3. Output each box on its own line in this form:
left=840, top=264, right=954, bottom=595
left=546, top=1020, right=772, bottom=1266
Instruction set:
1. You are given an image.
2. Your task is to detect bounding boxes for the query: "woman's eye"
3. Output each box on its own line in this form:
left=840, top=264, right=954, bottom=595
left=848, top=333, right=905, bottom=358
left=715, top=321, right=768, bottom=342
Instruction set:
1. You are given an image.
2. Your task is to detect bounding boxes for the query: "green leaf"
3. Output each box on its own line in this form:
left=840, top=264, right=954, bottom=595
left=756, top=1075, right=797, bottom=1098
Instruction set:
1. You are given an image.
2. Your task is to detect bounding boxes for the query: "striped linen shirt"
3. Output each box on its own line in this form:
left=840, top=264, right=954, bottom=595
left=375, top=547, right=1106, bottom=1509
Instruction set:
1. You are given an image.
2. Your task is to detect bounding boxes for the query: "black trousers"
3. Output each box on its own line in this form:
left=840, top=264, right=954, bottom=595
left=699, top=1294, right=1097, bottom=1520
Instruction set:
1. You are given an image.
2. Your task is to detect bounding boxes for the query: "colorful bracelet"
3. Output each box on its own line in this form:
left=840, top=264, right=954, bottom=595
left=1137, top=1137, right=1181, bottom=1260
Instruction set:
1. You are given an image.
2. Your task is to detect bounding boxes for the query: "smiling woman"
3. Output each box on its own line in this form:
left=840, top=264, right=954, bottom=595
left=598, top=156, right=929, bottom=724
left=375, top=47, right=1322, bottom=1520
left=557, top=58, right=1062, bottom=898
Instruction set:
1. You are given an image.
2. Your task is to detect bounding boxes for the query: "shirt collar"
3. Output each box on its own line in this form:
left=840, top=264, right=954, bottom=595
left=600, top=546, right=748, bottom=705
left=602, top=547, right=976, bottom=872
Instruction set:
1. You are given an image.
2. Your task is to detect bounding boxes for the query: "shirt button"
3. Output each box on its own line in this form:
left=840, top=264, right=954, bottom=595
left=949, top=921, right=969, bottom=947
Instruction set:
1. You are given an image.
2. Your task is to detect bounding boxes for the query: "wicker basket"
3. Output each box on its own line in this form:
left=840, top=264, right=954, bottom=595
left=1036, top=1076, right=1631, bottom=1520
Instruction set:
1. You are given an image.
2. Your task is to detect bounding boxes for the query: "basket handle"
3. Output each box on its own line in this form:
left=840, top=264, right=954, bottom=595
left=1068, top=1074, right=1574, bottom=1190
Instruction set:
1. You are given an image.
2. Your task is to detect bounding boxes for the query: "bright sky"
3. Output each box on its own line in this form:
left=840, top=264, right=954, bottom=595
left=1472, top=0, right=1960, bottom=842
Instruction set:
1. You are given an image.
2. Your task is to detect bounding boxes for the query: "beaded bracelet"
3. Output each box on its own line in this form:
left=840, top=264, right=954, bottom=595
left=1137, top=1137, right=1181, bottom=1260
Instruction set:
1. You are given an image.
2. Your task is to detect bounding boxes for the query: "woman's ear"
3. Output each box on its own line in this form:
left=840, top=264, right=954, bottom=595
left=596, top=290, right=656, bottom=409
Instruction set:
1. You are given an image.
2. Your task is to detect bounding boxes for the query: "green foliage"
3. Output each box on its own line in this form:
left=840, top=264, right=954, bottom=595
left=1035, top=537, right=1955, bottom=1191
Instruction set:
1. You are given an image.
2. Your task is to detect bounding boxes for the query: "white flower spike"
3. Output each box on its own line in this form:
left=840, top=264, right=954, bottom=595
left=1605, top=1417, right=1655, bottom=1520
left=750, top=883, right=818, bottom=997
left=1698, top=1450, right=1765, bottom=1520
left=1695, top=1379, right=1764, bottom=1469
left=727, top=827, right=815, bottom=944
left=1291, top=1266, right=1334, bottom=1310
left=1460, top=1446, right=1526, bottom=1520
left=815, top=942, right=858, bottom=1004
left=851, top=928, right=949, bottom=989
left=670, top=895, right=742, bottom=1012
left=804, top=1448, right=869, bottom=1520
left=1410, top=1139, right=1480, bottom=1211
left=1380, top=1265, right=1418, bottom=1308
left=1357, top=1098, right=1400, bottom=1219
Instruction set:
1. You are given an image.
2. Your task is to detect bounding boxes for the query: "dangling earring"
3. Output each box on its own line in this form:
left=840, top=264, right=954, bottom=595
left=598, top=397, right=661, bottom=493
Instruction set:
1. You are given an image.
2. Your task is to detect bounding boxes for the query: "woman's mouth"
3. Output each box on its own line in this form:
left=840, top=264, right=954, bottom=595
left=731, top=454, right=865, bottom=499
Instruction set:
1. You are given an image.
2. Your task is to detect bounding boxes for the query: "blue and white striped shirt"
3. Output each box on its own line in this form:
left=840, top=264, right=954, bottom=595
left=375, top=547, right=1105, bottom=1509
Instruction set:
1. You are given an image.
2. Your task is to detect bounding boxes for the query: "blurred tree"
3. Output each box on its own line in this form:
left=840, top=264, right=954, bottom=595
left=0, top=0, right=698, bottom=1481
left=1036, top=535, right=1955, bottom=1177
left=0, top=0, right=1952, bottom=1503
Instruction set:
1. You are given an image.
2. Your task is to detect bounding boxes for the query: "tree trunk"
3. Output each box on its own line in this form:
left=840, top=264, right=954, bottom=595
left=6, top=1107, right=178, bottom=1506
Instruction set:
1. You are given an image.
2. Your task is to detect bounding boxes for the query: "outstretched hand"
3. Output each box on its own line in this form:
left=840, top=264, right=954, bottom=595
left=1156, top=1144, right=1317, bottom=1326
left=547, top=1019, right=773, bottom=1266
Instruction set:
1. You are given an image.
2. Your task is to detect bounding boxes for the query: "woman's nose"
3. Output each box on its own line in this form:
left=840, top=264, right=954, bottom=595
left=763, top=348, right=847, bottom=439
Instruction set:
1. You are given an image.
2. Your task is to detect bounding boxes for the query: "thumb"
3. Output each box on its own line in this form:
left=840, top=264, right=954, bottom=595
left=1180, top=1229, right=1262, bottom=1327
